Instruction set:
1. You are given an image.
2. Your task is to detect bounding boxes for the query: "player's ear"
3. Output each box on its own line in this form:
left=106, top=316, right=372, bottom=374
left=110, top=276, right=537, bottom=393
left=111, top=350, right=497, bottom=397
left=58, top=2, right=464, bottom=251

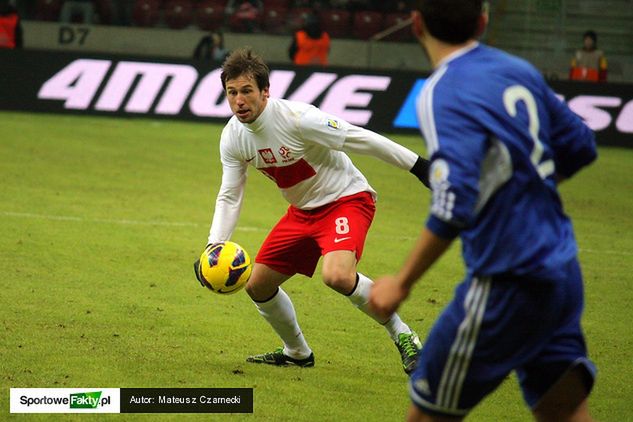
left=411, top=10, right=425, bottom=40
left=475, top=4, right=489, bottom=38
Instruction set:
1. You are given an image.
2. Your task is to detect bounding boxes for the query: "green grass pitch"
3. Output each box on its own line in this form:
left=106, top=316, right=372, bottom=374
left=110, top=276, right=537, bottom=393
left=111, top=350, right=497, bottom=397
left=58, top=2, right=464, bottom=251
left=1, top=111, right=632, bottom=421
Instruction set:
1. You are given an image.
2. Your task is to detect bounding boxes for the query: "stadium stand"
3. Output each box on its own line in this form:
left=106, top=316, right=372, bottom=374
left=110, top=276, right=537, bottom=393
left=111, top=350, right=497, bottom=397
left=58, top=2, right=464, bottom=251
left=382, top=12, right=413, bottom=42
left=164, top=0, right=193, bottom=29
left=22, top=0, right=633, bottom=82
left=319, top=8, right=351, bottom=39
left=94, top=0, right=114, bottom=25
left=132, top=0, right=161, bottom=27
left=195, top=0, right=226, bottom=31
left=262, top=0, right=290, bottom=8
left=34, top=0, right=62, bottom=21
left=286, top=6, right=311, bottom=31
left=261, top=4, right=288, bottom=34
left=488, top=0, right=633, bottom=56
left=352, top=10, right=382, bottom=40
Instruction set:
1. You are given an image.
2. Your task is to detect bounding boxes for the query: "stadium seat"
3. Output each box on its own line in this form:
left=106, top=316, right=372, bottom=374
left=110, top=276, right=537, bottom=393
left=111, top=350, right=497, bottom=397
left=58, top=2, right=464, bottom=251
left=34, top=0, right=62, bottom=21
left=132, top=0, right=161, bottom=27
left=195, top=0, right=226, bottom=31
left=352, top=10, right=383, bottom=40
left=261, top=6, right=288, bottom=35
left=94, top=0, right=114, bottom=25
left=319, top=9, right=351, bottom=39
left=164, top=0, right=193, bottom=29
left=227, top=0, right=262, bottom=33
left=383, top=12, right=413, bottom=42
left=287, top=7, right=311, bottom=32
left=263, top=0, right=290, bottom=8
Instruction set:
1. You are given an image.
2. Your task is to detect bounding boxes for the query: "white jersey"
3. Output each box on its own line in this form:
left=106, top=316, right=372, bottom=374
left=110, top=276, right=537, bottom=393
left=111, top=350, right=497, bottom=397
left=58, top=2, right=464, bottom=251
left=208, top=98, right=418, bottom=243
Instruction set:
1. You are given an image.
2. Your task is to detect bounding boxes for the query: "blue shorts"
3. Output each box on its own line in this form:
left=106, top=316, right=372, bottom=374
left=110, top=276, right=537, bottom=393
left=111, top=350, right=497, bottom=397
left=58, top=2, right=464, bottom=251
left=409, top=259, right=596, bottom=417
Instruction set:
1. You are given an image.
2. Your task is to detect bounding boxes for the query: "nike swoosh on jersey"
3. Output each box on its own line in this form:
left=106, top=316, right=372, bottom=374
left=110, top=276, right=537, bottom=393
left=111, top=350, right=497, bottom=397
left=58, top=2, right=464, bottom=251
left=246, top=156, right=256, bottom=162
left=334, top=237, right=352, bottom=243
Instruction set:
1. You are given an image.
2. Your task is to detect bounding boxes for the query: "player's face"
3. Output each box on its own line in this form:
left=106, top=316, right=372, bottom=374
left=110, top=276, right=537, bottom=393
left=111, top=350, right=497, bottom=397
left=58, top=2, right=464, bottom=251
left=225, top=74, right=269, bottom=124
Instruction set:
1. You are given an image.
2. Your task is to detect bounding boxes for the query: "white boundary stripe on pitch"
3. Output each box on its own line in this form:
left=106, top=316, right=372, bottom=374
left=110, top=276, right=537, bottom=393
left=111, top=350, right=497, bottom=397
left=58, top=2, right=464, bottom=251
left=0, top=211, right=264, bottom=231
left=2, top=210, right=632, bottom=256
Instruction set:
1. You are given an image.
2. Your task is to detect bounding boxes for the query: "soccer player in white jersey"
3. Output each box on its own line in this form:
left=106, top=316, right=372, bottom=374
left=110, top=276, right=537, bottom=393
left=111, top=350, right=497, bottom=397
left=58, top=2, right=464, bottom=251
left=194, top=48, right=430, bottom=374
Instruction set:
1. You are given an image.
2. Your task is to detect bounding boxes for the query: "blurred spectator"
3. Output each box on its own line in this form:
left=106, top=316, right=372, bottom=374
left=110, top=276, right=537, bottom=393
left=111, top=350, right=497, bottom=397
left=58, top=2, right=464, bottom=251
left=570, top=30, right=607, bottom=82
left=0, top=0, right=22, bottom=48
left=194, top=30, right=229, bottom=62
left=288, top=13, right=330, bottom=66
left=225, top=0, right=262, bottom=33
left=60, top=0, right=95, bottom=24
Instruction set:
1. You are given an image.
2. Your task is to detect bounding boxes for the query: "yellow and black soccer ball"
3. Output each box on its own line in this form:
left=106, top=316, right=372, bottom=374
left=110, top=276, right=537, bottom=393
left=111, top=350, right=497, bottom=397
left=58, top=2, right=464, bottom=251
left=197, top=242, right=252, bottom=294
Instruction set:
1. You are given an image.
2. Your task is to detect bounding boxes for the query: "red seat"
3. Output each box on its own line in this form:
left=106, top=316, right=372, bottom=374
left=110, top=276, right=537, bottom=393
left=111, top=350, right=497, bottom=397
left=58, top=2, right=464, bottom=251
left=383, top=12, right=413, bottom=42
left=352, top=10, right=383, bottom=40
left=263, top=0, right=289, bottom=8
left=95, top=0, right=114, bottom=25
left=319, top=9, right=351, bottom=38
left=195, top=0, right=226, bottom=31
left=35, top=0, right=62, bottom=21
left=227, top=1, right=262, bottom=33
left=287, top=7, right=311, bottom=32
left=132, top=0, right=161, bottom=27
left=261, top=6, right=288, bottom=34
left=164, top=0, right=193, bottom=29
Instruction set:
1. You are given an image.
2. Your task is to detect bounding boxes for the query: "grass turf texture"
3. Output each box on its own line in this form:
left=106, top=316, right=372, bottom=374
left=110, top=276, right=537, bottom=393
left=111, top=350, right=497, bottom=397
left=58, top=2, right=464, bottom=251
left=1, top=111, right=632, bottom=421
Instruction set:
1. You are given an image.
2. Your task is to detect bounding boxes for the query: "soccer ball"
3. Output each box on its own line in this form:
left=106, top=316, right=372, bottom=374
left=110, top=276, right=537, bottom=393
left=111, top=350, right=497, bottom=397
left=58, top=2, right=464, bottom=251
left=197, top=242, right=252, bottom=294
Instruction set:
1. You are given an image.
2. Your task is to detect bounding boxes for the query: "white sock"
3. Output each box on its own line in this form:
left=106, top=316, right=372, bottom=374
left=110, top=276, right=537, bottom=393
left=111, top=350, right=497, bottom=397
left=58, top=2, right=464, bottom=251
left=347, top=273, right=412, bottom=341
left=254, top=288, right=312, bottom=359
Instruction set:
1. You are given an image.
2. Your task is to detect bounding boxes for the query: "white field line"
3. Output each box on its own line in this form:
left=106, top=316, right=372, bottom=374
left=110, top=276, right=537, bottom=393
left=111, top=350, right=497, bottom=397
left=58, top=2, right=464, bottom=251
left=1, top=210, right=632, bottom=256
left=0, top=210, right=264, bottom=231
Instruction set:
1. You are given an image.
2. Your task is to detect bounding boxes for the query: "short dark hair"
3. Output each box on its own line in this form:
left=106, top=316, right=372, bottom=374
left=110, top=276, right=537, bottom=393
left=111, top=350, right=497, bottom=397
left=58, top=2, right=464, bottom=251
left=220, top=48, right=270, bottom=91
left=583, top=30, right=597, bottom=44
left=414, top=0, right=483, bottom=44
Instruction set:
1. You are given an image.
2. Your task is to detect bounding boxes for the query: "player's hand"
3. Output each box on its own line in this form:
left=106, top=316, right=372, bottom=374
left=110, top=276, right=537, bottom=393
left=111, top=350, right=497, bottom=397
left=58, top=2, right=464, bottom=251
left=193, top=258, right=206, bottom=287
left=368, top=275, right=410, bottom=321
left=409, top=156, right=431, bottom=189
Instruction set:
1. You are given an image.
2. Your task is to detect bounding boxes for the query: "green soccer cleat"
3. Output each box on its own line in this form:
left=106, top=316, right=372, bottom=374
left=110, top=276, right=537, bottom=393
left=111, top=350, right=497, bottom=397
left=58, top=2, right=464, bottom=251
left=246, top=347, right=315, bottom=367
left=396, top=331, right=422, bottom=375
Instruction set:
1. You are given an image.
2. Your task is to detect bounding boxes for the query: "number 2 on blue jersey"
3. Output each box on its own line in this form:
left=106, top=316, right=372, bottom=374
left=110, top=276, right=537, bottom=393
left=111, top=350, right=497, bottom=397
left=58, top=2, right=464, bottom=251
left=503, top=85, right=555, bottom=179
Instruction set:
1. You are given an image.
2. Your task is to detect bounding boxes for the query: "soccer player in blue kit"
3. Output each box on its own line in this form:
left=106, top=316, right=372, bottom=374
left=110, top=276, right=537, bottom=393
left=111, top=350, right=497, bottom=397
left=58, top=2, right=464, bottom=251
left=369, top=1, right=598, bottom=421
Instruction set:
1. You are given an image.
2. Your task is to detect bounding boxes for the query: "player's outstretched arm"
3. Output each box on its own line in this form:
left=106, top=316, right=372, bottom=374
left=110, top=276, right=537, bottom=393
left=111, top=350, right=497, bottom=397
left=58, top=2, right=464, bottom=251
left=343, top=126, right=431, bottom=189
left=369, top=227, right=453, bottom=319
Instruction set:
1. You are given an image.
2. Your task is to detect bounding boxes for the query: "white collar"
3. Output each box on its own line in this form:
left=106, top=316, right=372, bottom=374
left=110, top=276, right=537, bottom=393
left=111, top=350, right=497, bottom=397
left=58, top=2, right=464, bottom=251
left=436, top=41, right=480, bottom=69
left=243, top=98, right=272, bottom=133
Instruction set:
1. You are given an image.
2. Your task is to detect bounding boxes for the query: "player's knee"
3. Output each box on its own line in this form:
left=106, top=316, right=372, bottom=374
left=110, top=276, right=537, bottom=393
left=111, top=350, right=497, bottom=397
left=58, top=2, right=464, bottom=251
left=244, top=278, right=274, bottom=302
left=322, top=269, right=355, bottom=294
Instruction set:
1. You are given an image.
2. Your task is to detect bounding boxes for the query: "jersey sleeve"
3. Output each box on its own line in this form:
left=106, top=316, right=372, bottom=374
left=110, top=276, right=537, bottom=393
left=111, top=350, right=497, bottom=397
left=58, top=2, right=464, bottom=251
left=544, top=87, right=597, bottom=178
left=297, top=105, right=350, bottom=150
left=421, top=89, right=487, bottom=240
left=207, top=131, right=247, bottom=244
left=342, top=125, right=418, bottom=171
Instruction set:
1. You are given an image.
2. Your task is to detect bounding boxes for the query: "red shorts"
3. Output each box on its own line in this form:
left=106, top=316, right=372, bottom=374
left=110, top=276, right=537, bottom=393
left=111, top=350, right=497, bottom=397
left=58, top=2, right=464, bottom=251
left=255, top=191, right=376, bottom=277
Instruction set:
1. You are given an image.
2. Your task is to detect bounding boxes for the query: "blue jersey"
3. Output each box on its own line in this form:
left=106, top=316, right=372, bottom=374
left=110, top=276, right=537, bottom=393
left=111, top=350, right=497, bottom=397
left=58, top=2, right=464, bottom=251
left=417, top=43, right=597, bottom=278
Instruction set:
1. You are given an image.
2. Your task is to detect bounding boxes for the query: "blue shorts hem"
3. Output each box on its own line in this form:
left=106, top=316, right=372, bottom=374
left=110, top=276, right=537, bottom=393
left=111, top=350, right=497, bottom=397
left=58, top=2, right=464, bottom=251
left=409, top=382, right=470, bottom=418
left=527, top=357, right=596, bottom=410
